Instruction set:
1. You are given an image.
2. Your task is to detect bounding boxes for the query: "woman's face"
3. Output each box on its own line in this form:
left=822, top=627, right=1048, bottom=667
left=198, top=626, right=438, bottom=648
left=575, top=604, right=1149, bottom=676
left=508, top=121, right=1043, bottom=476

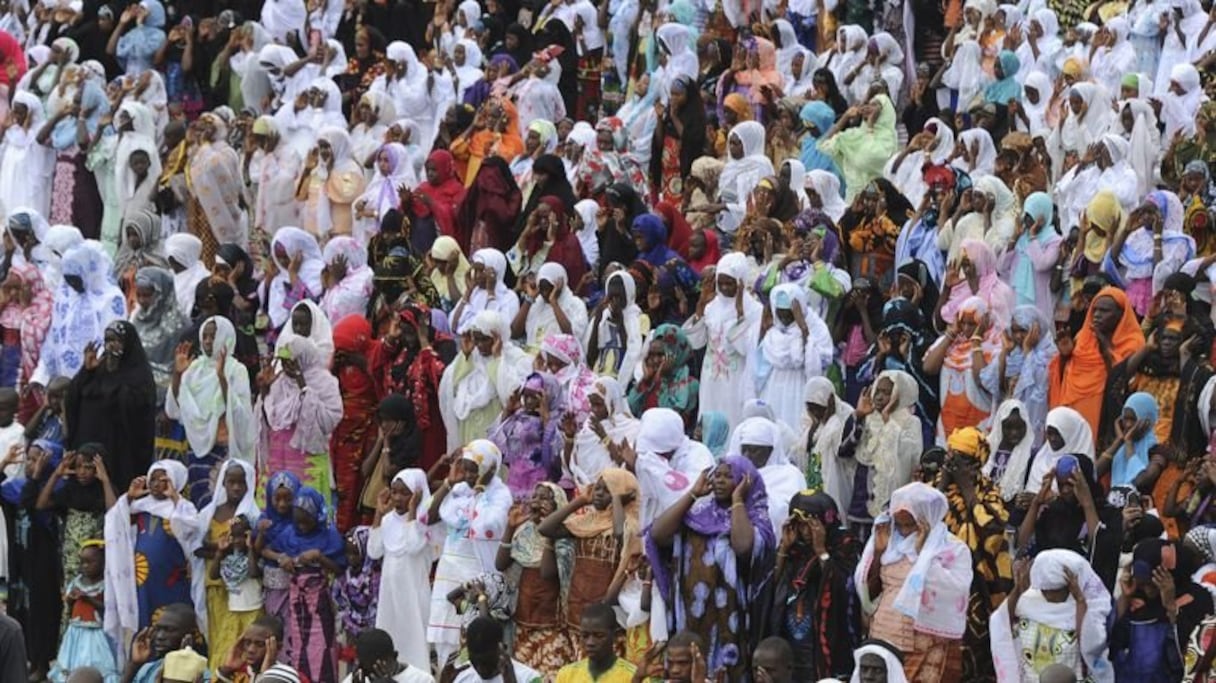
left=149, top=468, right=170, bottom=499
left=688, top=232, right=706, bottom=259
left=272, top=485, right=294, bottom=514
left=389, top=479, right=411, bottom=512
left=1090, top=295, right=1123, bottom=336
left=472, top=331, right=495, bottom=356
left=1001, top=412, right=1027, bottom=448
left=588, top=392, right=609, bottom=421
left=292, top=507, right=318, bottom=534
left=1121, top=106, right=1135, bottom=133
left=531, top=483, right=559, bottom=517
left=525, top=129, right=541, bottom=155
left=892, top=509, right=917, bottom=536
left=710, top=463, right=735, bottom=502
left=1045, top=426, right=1065, bottom=451
left=426, top=160, right=440, bottom=186
left=202, top=320, right=217, bottom=357
left=543, top=352, right=568, bottom=375
left=716, top=273, right=738, bottom=298
left=591, top=478, right=612, bottom=510
left=454, top=44, right=466, bottom=67
left=636, top=74, right=650, bottom=97
left=669, top=86, right=686, bottom=108
left=223, top=465, right=247, bottom=503
left=522, top=387, right=542, bottom=412
left=291, top=305, right=313, bottom=337
left=505, top=32, right=519, bottom=50
left=355, top=30, right=370, bottom=58
left=871, top=377, right=893, bottom=413
left=377, top=149, right=393, bottom=176
left=104, top=327, right=124, bottom=359
left=1068, top=93, right=1084, bottom=116
left=596, top=129, right=614, bottom=152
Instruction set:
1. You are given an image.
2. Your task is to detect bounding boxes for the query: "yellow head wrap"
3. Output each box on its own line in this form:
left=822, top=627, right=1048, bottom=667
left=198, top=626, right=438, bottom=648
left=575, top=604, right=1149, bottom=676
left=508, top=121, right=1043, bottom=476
left=947, top=426, right=990, bottom=464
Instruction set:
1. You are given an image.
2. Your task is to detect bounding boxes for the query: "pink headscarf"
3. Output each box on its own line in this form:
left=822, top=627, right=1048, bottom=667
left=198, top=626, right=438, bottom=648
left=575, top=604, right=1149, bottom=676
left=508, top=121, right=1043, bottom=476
left=940, top=238, right=1014, bottom=327
left=0, top=262, right=52, bottom=384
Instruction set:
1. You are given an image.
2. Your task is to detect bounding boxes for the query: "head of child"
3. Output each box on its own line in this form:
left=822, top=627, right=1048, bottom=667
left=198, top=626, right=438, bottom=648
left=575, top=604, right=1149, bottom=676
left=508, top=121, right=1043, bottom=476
left=0, top=387, right=17, bottom=428
left=354, top=628, right=398, bottom=676
left=223, top=462, right=250, bottom=506
left=161, top=645, right=208, bottom=683
left=752, top=637, right=793, bottom=683
left=466, top=616, right=506, bottom=679
left=79, top=542, right=104, bottom=581
left=272, top=479, right=295, bottom=518
left=75, top=444, right=103, bottom=485
left=229, top=515, right=251, bottom=552
left=237, top=616, right=282, bottom=673
left=389, top=476, right=414, bottom=515
left=46, top=376, right=70, bottom=415
left=291, top=490, right=323, bottom=535
left=664, top=631, right=706, bottom=683
left=578, top=603, right=618, bottom=667
left=149, top=466, right=174, bottom=500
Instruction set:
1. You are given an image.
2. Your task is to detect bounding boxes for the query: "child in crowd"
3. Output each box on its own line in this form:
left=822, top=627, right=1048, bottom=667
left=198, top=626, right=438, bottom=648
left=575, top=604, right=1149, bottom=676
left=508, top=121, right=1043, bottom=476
left=49, top=540, right=119, bottom=683
left=554, top=603, right=637, bottom=682
left=332, top=525, right=382, bottom=666
left=161, top=645, right=209, bottom=683
left=255, top=471, right=302, bottom=627
left=199, top=459, right=263, bottom=669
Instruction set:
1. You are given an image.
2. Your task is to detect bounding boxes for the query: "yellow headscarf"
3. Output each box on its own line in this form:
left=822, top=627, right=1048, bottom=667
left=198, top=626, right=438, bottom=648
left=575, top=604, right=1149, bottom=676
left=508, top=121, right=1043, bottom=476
left=947, top=426, right=990, bottom=465
left=1082, top=190, right=1124, bottom=263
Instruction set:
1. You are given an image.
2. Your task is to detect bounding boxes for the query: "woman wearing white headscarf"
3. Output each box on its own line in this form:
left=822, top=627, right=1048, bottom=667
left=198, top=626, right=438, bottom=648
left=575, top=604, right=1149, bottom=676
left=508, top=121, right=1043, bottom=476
left=34, top=240, right=126, bottom=384
left=1090, top=17, right=1137, bottom=97
left=939, top=39, right=987, bottom=112
left=164, top=233, right=209, bottom=320
left=1159, top=63, right=1207, bottom=139
left=349, top=91, right=397, bottom=169
left=821, top=25, right=868, bottom=97
left=259, top=0, right=307, bottom=45
left=512, top=56, right=566, bottom=135
left=849, top=641, right=909, bottom=683
left=451, top=248, right=519, bottom=334
left=584, top=269, right=645, bottom=383
left=297, top=126, right=367, bottom=239
left=438, top=309, right=528, bottom=449
left=113, top=101, right=161, bottom=221
left=716, top=121, right=774, bottom=235
left=983, top=399, right=1038, bottom=503
left=805, top=169, right=847, bottom=222
left=849, top=370, right=924, bottom=522
left=848, top=32, right=904, bottom=105
left=274, top=299, right=334, bottom=367
left=990, top=549, right=1114, bottom=682
left=103, top=459, right=205, bottom=649
left=804, top=376, right=856, bottom=505
left=167, top=316, right=255, bottom=473
left=854, top=482, right=973, bottom=681
left=369, top=468, right=436, bottom=673
left=1049, top=82, right=1113, bottom=178
left=425, top=440, right=511, bottom=664
left=319, top=237, right=373, bottom=324
left=937, top=174, right=1018, bottom=260
left=0, top=90, right=51, bottom=218
left=450, top=39, right=484, bottom=103
left=725, top=415, right=804, bottom=531
left=1056, top=135, right=1140, bottom=233
left=187, top=112, right=245, bottom=266
left=783, top=48, right=816, bottom=100
left=568, top=377, right=639, bottom=488
left=1113, top=99, right=1161, bottom=198
left=370, top=41, right=454, bottom=150
left=1024, top=406, right=1096, bottom=495
left=1014, top=10, right=1062, bottom=81
left=652, top=23, right=699, bottom=103
left=684, top=252, right=762, bottom=429
left=751, top=283, right=832, bottom=431
left=1154, top=0, right=1207, bottom=95
left=30, top=223, right=82, bottom=295
left=613, top=72, right=659, bottom=170
left=517, top=262, right=588, bottom=350
left=248, top=116, right=302, bottom=237
left=883, top=117, right=955, bottom=209
left=353, top=143, right=418, bottom=241
left=954, top=128, right=997, bottom=176
left=264, top=226, right=324, bottom=332
left=1017, top=70, right=1055, bottom=135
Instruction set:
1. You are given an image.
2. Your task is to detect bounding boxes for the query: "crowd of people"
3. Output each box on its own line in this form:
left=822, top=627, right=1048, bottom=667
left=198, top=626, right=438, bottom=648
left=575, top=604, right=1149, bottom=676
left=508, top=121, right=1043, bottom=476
left=5, top=0, right=1216, bottom=681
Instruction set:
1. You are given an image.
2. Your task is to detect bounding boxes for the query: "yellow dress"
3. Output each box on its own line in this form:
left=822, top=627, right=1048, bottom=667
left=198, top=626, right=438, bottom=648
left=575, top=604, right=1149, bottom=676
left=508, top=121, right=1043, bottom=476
left=205, top=518, right=264, bottom=670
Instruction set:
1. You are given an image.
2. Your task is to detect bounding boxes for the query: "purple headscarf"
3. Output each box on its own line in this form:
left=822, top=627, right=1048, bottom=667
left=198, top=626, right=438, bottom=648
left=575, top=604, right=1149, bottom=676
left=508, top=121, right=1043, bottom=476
left=632, top=213, right=680, bottom=267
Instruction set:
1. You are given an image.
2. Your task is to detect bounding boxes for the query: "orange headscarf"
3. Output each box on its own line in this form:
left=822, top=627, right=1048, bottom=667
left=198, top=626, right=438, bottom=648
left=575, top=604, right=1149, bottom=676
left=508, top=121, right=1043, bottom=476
left=457, top=98, right=525, bottom=187
left=1049, top=287, right=1145, bottom=436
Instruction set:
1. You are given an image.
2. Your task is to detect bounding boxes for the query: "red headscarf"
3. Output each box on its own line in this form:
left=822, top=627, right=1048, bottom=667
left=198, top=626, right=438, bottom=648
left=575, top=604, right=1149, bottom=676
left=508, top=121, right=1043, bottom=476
left=686, top=228, right=721, bottom=275
left=655, top=201, right=693, bottom=257
left=531, top=195, right=588, bottom=289
left=331, top=314, right=385, bottom=399
left=0, top=31, right=26, bottom=90
left=414, top=150, right=467, bottom=241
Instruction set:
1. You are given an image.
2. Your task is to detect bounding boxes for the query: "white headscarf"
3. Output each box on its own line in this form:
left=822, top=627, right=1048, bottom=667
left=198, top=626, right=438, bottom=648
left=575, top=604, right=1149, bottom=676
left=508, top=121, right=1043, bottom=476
left=990, top=549, right=1114, bottom=682
left=164, top=233, right=209, bottom=319
left=456, top=248, right=519, bottom=333
left=267, top=226, right=325, bottom=329
left=1025, top=406, right=1095, bottom=494
left=379, top=468, right=435, bottom=557
left=805, top=376, right=855, bottom=513
left=717, top=121, right=775, bottom=233
left=805, top=170, right=846, bottom=222
left=849, top=642, right=909, bottom=683
left=984, top=399, right=1036, bottom=501
left=274, top=299, right=334, bottom=365
left=167, top=317, right=255, bottom=461
left=524, top=262, right=589, bottom=348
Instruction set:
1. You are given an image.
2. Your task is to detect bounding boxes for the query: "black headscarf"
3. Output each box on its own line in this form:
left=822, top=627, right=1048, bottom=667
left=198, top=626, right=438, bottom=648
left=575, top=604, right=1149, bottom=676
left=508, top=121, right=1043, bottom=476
left=216, top=243, right=257, bottom=298
left=378, top=393, right=422, bottom=470
left=501, top=23, right=533, bottom=70
left=65, top=320, right=157, bottom=491
left=515, top=154, right=576, bottom=240
left=896, top=259, right=940, bottom=325
left=650, top=76, right=707, bottom=190
left=812, top=68, right=850, bottom=117
left=601, top=182, right=646, bottom=271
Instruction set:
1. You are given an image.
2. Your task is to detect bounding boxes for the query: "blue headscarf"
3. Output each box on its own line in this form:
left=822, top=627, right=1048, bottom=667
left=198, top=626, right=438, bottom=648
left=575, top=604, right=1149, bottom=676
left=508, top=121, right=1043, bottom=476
left=115, top=0, right=166, bottom=67
left=698, top=411, right=731, bottom=458
left=51, top=78, right=110, bottom=150
left=799, top=101, right=842, bottom=182
left=632, top=213, right=679, bottom=266
left=268, top=486, right=349, bottom=565
left=1110, top=392, right=1160, bottom=488
left=984, top=51, right=1022, bottom=104
left=1011, top=192, right=1057, bottom=304
left=1, top=440, right=64, bottom=527
left=259, top=471, right=301, bottom=546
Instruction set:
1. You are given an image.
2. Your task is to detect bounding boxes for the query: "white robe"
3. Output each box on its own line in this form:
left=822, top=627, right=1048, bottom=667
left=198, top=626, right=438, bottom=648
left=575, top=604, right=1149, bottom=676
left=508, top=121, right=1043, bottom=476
left=369, top=523, right=435, bottom=674
left=683, top=293, right=763, bottom=430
